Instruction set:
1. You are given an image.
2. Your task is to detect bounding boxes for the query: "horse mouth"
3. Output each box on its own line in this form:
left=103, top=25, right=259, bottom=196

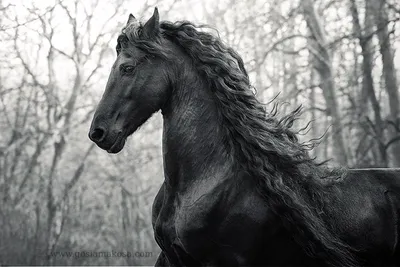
left=107, top=133, right=126, bottom=154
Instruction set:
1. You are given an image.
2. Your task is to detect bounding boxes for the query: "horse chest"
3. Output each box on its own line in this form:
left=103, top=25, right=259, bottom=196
left=153, top=179, right=271, bottom=265
left=154, top=188, right=214, bottom=265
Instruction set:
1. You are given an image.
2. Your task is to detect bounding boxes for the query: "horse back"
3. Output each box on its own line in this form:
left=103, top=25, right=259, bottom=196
left=346, top=168, right=400, bottom=196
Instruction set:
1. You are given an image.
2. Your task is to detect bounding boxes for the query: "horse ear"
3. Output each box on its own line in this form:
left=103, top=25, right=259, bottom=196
left=127, top=14, right=136, bottom=26
left=142, top=7, right=159, bottom=39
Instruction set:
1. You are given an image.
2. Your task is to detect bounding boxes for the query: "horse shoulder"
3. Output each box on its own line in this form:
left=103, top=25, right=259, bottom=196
left=173, top=176, right=279, bottom=265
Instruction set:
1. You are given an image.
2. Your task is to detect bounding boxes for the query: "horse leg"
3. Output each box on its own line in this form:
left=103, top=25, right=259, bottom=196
left=155, top=251, right=170, bottom=267
left=385, top=191, right=400, bottom=266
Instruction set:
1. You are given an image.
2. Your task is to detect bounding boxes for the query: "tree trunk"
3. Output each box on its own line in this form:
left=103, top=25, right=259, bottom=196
left=301, top=0, right=348, bottom=165
left=368, top=0, right=400, bottom=166
left=121, top=186, right=138, bottom=266
left=309, top=69, right=320, bottom=160
left=350, top=0, right=387, bottom=167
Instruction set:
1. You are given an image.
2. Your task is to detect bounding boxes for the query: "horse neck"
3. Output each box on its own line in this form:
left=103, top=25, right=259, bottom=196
left=161, top=65, right=233, bottom=190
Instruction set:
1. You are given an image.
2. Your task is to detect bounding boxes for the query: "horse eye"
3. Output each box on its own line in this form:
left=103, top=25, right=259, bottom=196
left=120, top=65, right=135, bottom=74
left=124, top=66, right=135, bottom=73
left=120, top=56, right=149, bottom=75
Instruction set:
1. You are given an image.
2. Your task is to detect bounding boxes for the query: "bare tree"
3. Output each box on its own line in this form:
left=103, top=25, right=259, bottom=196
left=368, top=0, right=400, bottom=166
left=350, top=0, right=387, bottom=166
left=0, top=0, right=127, bottom=264
left=301, top=0, right=348, bottom=165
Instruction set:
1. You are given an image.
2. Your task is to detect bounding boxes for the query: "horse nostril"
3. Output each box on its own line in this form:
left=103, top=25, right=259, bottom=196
left=89, top=127, right=106, bottom=143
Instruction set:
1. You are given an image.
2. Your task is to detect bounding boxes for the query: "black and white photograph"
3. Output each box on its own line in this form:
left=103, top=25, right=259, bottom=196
left=1, top=0, right=400, bottom=266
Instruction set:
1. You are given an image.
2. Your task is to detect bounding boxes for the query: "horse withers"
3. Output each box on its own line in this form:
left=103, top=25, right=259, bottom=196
left=89, top=8, right=400, bottom=266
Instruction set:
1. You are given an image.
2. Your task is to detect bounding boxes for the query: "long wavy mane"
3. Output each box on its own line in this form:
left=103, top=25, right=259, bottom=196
left=119, top=21, right=356, bottom=266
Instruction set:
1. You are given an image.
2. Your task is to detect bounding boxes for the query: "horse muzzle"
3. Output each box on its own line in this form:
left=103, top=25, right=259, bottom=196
left=89, top=119, right=126, bottom=153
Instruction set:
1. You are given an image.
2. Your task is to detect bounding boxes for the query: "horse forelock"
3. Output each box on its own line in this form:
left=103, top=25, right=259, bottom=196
left=123, top=20, right=142, bottom=41
left=126, top=20, right=357, bottom=266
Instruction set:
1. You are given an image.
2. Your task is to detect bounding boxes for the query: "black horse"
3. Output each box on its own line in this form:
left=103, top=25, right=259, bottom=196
left=89, top=8, right=400, bottom=266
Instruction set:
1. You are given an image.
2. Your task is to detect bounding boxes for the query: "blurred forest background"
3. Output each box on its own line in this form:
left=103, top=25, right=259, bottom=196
left=0, top=0, right=399, bottom=265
